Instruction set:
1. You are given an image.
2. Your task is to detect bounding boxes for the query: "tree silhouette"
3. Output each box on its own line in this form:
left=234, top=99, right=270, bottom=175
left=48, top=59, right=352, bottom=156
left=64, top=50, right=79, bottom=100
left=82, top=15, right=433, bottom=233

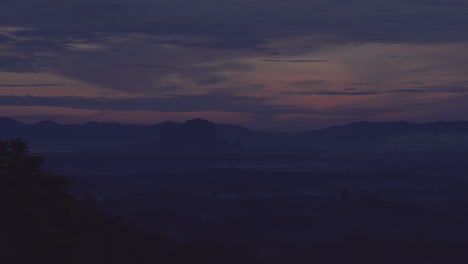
left=0, top=139, right=75, bottom=263
left=0, top=139, right=261, bottom=264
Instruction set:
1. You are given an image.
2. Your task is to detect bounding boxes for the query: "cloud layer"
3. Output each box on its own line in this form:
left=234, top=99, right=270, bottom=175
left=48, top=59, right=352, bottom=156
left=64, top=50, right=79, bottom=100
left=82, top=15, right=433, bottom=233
left=1, top=0, right=468, bottom=130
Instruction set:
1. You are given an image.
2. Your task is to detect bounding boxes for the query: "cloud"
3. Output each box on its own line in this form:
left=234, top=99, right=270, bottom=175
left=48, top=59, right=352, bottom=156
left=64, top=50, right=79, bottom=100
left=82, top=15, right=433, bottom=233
left=289, top=80, right=329, bottom=87
left=283, top=85, right=468, bottom=96
left=282, top=91, right=379, bottom=96
left=2, top=0, right=468, bottom=129
left=4, top=0, right=467, bottom=45
left=0, top=83, right=62, bottom=87
left=0, top=94, right=298, bottom=114
left=0, top=34, right=11, bottom=42
left=10, top=114, right=75, bottom=122
left=389, top=56, right=415, bottom=59
left=220, top=62, right=254, bottom=72
left=1, top=0, right=466, bottom=92
left=0, top=55, right=53, bottom=73
left=393, top=86, right=468, bottom=93
left=194, top=74, right=228, bottom=86
left=0, top=32, right=259, bottom=93
left=262, top=59, right=327, bottom=63
left=136, top=64, right=180, bottom=70
left=397, top=81, right=426, bottom=85
left=0, top=56, right=37, bottom=73
left=345, top=82, right=382, bottom=86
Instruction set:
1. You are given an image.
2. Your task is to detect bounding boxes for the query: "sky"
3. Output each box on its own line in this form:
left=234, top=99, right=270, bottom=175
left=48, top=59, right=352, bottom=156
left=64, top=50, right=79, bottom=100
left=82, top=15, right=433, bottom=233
left=1, top=0, right=468, bottom=131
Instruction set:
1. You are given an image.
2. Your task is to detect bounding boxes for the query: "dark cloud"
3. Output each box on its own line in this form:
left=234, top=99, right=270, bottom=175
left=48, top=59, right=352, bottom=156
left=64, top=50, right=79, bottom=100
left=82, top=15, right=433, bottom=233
left=290, top=80, right=329, bottom=87
left=394, top=89, right=430, bottom=93
left=0, top=83, right=62, bottom=87
left=0, top=34, right=11, bottom=42
left=262, top=59, right=327, bottom=63
left=220, top=62, right=254, bottom=72
left=283, top=84, right=468, bottom=96
left=389, top=56, right=415, bottom=59
left=1, top=0, right=468, bottom=129
left=397, top=81, right=426, bottom=85
left=246, top=83, right=268, bottom=89
left=195, top=75, right=228, bottom=86
left=136, top=64, right=180, bottom=70
left=345, top=82, right=382, bottom=86
left=0, top=56, right=37, bottom=73
left=1, top=0, right=466, bottom=93
left=282, top=90, right=379, bottom=96
left=0, top=50, right=58, bottom=73
left=0, top=94, right=297, bottom=114
left=6, top=34, right=258, bottom=93
left=394, top=87, right=468, bottom=93
left=11, top=114, right=75, bottom=121
left=13, top=39, right=64, bottom=50
left=412, top=0, right=468, bottom=7
left=2, top=0, right=468, bottom=48
left=179, top=66, right=231, bottom=86
left=157, top=85, right=185, bottom=92
left=3, top=0, right=468, bottom=44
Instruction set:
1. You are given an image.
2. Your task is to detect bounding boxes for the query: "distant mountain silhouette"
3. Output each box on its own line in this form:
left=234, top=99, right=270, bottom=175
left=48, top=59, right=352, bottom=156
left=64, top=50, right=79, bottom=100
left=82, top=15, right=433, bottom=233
left=33, top=120, right=60, bottom=128
left=299, top=121, right=468, bottom=148
left=156, top=118, right=243, bottom=154
left=0, top=118, right=180, bottom=152
left=0, top=117, right=25, bottom=126
left=2, top=117, right=468, bottom=153
left=0, top=117, right=26, bottom=135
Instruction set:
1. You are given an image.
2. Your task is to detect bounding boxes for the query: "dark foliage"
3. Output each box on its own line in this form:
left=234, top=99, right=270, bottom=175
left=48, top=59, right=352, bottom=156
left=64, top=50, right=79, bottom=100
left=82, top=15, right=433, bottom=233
left=0, top=139, right=258, bottom=264
left=0, top=139, right=75, bottom=263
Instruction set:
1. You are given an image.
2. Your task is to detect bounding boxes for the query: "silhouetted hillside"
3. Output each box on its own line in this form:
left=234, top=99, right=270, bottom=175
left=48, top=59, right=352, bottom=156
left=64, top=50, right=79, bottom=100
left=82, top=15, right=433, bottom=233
left=0, top=118, right=180, bottom=152
left=0, top=139, right=260, bottom=264
left=297, top=121, right=468, bottom=149
left=157, top=118, right=243, bottom=154
left=0, top=117, right=26, bottom=135
left=2, top=117, right=468, bottom=153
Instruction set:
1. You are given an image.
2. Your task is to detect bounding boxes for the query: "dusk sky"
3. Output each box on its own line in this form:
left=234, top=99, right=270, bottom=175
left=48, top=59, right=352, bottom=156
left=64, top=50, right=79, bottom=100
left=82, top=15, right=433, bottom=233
left=1, top=0, right=468, bottom=131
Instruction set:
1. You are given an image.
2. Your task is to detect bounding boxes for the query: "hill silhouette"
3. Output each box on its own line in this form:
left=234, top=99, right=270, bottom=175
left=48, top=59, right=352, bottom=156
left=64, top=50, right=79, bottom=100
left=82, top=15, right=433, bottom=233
left=2, top=117, right=468, bottom=153
left=157, top=118, right=228, bottom=154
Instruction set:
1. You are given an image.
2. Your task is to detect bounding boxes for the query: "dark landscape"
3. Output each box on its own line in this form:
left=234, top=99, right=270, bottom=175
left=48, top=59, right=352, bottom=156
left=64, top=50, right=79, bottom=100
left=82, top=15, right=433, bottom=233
left=3, top=117, right=468, bottom=263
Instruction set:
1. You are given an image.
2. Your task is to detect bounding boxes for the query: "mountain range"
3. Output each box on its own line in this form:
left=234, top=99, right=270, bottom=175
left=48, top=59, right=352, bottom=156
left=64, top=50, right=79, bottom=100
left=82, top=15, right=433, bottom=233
left=2, top=117, right=468, bottom=153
